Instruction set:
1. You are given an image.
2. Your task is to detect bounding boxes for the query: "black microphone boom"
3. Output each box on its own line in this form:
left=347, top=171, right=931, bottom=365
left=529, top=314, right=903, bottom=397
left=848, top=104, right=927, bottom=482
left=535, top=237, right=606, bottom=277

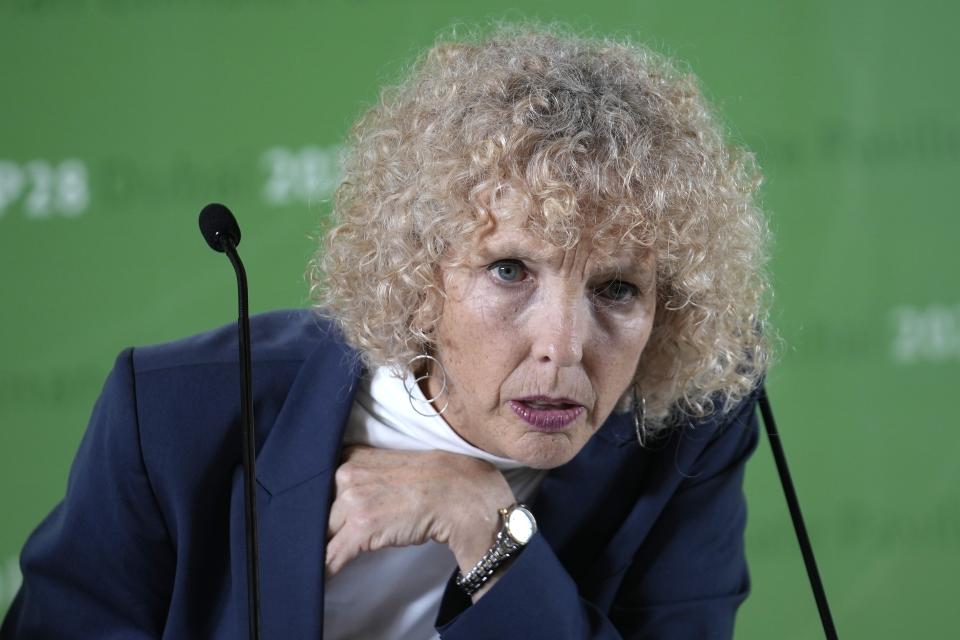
left=757, top=384, right=838, bottom=639
left=198, top=203, right=262, bottom=640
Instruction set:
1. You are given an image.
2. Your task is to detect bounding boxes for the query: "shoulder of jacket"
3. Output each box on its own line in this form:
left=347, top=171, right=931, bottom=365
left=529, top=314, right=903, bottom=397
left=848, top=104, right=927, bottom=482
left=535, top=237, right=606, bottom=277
left=130, top=308, right=344, bottom=374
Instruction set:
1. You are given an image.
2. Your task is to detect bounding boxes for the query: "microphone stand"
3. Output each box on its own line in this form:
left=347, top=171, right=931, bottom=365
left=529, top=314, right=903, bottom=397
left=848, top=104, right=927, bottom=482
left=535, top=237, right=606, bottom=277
left=198, top=203, right=261, bottom=640
left=221, top=238, right=262, bottom=640
left=758, top=384, right=838, bottom=639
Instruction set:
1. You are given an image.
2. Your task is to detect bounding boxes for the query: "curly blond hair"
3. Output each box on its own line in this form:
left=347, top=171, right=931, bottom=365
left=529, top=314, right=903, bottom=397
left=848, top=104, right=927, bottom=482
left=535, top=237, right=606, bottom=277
left=310, top=23, right=772, bottom=431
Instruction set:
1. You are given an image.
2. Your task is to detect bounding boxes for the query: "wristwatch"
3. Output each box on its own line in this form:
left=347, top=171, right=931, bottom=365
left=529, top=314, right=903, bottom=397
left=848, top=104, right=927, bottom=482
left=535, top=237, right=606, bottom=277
left=455, top=503, right=537, bottom=596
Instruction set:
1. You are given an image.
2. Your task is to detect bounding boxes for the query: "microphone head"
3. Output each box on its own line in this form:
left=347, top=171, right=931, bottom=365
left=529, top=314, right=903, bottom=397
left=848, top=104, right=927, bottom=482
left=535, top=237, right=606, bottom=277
left=199, top=202, right=241, bottom=252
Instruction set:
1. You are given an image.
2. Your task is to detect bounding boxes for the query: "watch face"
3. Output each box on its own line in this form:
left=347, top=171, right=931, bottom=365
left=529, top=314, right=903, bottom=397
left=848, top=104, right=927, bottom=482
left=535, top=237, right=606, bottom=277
left=506, top=505, right=536, bottom=544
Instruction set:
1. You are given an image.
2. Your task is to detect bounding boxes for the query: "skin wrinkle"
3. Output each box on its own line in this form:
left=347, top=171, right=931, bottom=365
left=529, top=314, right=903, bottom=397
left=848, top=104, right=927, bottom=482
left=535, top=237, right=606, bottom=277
left=423, top=206, right=656, bottom=469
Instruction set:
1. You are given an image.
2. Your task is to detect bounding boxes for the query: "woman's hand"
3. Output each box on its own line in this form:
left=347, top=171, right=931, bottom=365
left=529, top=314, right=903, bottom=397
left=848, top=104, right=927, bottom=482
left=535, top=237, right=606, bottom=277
left=325, top=446, right=516, bottom=586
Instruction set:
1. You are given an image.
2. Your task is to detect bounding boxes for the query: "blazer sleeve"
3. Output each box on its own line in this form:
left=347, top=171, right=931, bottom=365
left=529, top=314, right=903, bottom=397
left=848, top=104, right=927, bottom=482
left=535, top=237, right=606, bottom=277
left=1, top=349, right=175, bottom=639
left=435, top=391, right=760, bottom=640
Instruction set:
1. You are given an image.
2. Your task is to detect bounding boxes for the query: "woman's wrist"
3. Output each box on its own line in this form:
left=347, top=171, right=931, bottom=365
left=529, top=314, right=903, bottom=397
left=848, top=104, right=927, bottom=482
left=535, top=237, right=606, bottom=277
left=440, top=453, right=516, bottom=570
left=448, top=489, right=511, bottom=572
left=452, top=502, right=538, bottom=603
left=467, top=557, right=513, bottom=602
left=452, top=518, right=510, bottom=603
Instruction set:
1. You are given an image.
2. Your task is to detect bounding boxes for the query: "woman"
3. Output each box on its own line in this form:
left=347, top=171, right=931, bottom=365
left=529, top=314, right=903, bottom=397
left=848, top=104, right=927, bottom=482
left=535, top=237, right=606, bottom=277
left=2, top=24, right=770, bottom=639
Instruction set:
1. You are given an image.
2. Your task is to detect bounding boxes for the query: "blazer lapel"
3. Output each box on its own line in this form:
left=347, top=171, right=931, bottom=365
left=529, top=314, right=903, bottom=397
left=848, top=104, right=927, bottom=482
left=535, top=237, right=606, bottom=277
left=228, top=333, right=364, bottom=638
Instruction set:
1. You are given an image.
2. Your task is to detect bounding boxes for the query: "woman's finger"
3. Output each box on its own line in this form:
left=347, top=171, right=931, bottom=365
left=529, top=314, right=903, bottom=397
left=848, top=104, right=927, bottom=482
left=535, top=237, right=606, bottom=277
left=327, top=469, right=371, bottom=539
left=327, top=495, right=346, bottom=540
left=325, top=516, right=392, bottom=577
left=325, top=528, right=358, bottom=577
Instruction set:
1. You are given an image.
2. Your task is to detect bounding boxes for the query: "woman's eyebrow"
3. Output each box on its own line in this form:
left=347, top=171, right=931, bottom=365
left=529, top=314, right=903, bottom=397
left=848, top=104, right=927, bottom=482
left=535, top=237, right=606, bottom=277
left=595, top=262, right=655, bottom=284
left=476, top=239, right=556, bottom=263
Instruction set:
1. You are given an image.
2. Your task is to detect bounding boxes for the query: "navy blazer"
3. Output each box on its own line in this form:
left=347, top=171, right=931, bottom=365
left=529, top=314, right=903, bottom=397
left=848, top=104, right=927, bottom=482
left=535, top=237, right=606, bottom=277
left=2, top=309, right=760, bottom=639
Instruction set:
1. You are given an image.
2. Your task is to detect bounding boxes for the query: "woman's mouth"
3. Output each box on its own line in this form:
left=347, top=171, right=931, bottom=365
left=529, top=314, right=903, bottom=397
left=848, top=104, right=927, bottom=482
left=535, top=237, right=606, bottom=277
left=508, top=397, right=585, bottom=432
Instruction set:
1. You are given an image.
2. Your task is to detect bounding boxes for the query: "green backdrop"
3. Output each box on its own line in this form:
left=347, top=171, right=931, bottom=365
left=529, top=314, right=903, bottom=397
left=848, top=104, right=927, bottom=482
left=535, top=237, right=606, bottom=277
left=2, top=1, right=958, bottom=637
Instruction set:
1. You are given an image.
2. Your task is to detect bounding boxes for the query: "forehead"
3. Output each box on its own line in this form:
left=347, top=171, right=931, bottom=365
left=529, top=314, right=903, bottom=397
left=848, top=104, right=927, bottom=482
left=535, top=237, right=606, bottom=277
left=458, top=182, right=654, bottom=268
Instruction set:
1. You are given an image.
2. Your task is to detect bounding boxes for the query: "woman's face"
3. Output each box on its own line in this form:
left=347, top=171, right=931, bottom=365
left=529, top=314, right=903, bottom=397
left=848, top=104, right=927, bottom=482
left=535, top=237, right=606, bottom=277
left=425, top=210, right=657, bottom=469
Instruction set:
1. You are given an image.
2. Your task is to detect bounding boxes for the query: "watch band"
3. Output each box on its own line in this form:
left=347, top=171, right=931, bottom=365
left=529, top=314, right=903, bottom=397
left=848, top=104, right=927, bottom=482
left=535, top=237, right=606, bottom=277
left=455, top=504, right=536, bottom=596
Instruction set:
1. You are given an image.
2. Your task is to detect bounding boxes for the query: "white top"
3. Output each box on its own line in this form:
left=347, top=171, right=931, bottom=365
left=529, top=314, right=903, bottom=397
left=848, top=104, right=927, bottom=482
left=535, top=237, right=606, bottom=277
left=322, top=367, right=546, bottom=640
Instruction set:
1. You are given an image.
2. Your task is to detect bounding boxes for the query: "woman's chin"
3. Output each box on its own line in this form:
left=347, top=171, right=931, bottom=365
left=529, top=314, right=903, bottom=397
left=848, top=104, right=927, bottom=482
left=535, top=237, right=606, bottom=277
left=509, top=430, right=587, bottom=470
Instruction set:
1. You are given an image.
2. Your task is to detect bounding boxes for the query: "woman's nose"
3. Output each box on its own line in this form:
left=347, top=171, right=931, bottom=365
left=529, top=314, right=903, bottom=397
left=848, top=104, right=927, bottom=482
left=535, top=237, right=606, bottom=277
left=530, top=296, right=585, bottom=367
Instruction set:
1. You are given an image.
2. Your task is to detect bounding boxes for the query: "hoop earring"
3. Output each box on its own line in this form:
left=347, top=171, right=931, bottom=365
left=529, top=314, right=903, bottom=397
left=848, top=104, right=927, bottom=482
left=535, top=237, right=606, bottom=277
left=631, top=386, right=648, bottom=448
left=404, top=353, right=449, bottom=417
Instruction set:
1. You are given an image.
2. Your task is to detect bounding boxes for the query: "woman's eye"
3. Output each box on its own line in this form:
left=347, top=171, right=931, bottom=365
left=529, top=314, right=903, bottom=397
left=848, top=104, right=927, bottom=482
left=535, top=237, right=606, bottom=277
left=488, top=260, right=527, bottom=283
left=595, top=280, right=639, bottom=302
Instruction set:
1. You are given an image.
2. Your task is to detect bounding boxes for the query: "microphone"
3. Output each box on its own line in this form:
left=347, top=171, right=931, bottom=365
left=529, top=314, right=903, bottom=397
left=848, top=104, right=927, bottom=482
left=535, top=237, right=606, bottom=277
left=199, top=202, right=242, bottom=252
left=198, top=203, right=261, bottom=640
